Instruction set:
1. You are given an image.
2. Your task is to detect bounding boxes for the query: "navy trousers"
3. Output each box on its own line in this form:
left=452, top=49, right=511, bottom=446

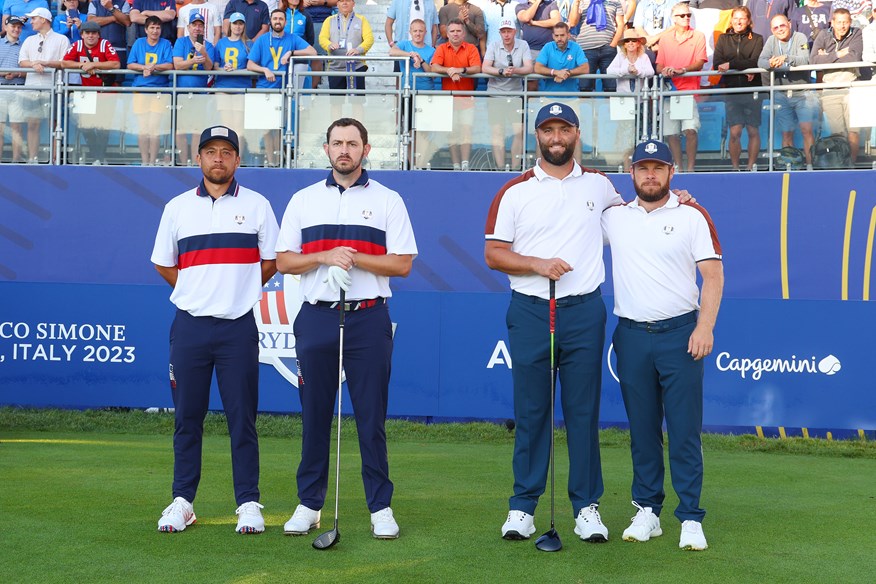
left=169, top=309, right=261, bottom=505
left=294, top=302, right=394, bottom=513
left=612, top=312, right=705, bottom=522
left=507, top=290, right=606, bottom=517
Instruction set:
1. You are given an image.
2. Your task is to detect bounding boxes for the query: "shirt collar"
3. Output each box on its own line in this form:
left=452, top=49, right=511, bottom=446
left=196, top=177, right=240, bottom=198
left=326, top=168, right=369, bottom=192
left=628, top=191, right=679, bottom=212
left=533, top=159, right=582, bottom=181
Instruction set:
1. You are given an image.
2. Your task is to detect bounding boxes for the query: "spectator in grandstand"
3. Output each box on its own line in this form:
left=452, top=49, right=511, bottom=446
left=319, top=0, right=372, bottom=90
left=60, top=20, right=119, bottom=164
left=131, top=0, right=178, bottom=43
left=173, top=11, right=216, bottom=165
left=87, top=0, right=132, bottom=83
left=278, top=0, right=312, bottom=88
left=214, top=12, right=250, bottom=156
left=246, top=8, right=314, bottom=166
left=632, top=0, right=682, bottom=53
left=0, top=15, right=27, bottom=164
left=430, top=18, right=481, bottom=170
left=54, top=0, right=84, bottom=43
left=713, top=6, right=764, bottom=171
left=759, top=14, right=818, bottom=169
left=832, top=0, right=872, bottom=29
left=386, top=0, right=439, bottom=48
left=864, top=12, right=876, bottom=62
left=3, top=0, right=51, bottom=42
left=439, top=0, right=486, bottom=56
left=223, top=0, right=269, bottom=41
left=534, top=21, right=589, bottom=92
left=745, top=0, right=792, bottom=41
left=607, top=27, right=655, bottom=168
left=568, top=0, right=625, bottom=92
left=388, top=17, right=435, bottom=168
left=790, top=0, right=831, bottom=49
left=179, top=0, right=222, bottom=44
left=297, top=0, right=332, bottom=87
left=811, top=8, right=864, bottom=164
left=516, top=0, right=561, bottom=90
left=128, top=15, right=175, bottom=165
left=655, top=2, right=706, bottom=172
left=481, top=0, right=516, bottom=51
left=482, top=16, right=532, bottom=170
left=18, top=7, right=69, bottom=164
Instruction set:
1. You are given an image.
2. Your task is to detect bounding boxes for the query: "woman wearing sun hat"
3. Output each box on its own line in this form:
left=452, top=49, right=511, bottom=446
left=607, top=27, right=654, bottom=168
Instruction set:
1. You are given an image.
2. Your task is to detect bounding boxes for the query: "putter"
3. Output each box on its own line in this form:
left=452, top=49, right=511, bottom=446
left=313, top=289, right=346, bottom=550
left=535, top=279, right=562, bottom=552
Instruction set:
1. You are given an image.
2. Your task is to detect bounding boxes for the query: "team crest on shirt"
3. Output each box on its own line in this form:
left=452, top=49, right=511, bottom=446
left=234, top=214, right=245, bottom=224
left=362, top=209, right=373, bottom=220
left=587, top=201, right=595, bottom=211
left=663, top=225, right=675, bottom=235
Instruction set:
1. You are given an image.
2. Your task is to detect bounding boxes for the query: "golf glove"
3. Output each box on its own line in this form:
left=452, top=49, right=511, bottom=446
left=325, top=265, right=351, bottom=293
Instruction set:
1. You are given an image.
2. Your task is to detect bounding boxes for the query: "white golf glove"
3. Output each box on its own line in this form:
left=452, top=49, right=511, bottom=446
left=325, top=265, right=352, bottom=293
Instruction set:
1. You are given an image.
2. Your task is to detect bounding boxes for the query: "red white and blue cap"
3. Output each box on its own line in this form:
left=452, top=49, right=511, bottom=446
left=198, top=126, right=240, bottom=153
left=534, top=102, right=579, bottom=128
left=632, top=140, right=674, bottom=166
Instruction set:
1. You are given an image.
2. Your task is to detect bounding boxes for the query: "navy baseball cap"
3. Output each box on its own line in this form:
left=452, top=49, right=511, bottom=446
left=198, top=126, right=240, bottom=154
left=534, top=102, right=579, bottom=128
left=189, top=11, right=206, bottom=24
left=631, top=140, right=674, bottom=166
left=5, top=15, right=26, bottom=25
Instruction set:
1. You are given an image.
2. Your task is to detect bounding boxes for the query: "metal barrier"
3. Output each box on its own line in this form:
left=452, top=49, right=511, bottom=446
left=2, top=59, right=876, bottom=171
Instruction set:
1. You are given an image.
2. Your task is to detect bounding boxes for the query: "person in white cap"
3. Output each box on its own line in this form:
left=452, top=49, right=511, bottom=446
left=17, top=6, right=70, bottom=163
left=482, top=17, right=532, bottom=170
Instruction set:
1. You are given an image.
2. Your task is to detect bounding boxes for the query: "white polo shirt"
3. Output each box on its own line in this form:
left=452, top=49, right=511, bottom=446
left=151, top=179, right=280, bottom=319
left=275, top=170, right=418, bottom=303
left=485, top=161, right=623, bottom=299
left=601, top=192, right=722, bottom=322
left=19, top=30, right=70, bottom=88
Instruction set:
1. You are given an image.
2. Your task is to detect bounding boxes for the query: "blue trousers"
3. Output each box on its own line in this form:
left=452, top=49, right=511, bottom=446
left=169, top=309, right=260, bottom=505
left=507, top=290, right=606, bottom=517
left=612, top=312, right=705, bottom=522
left=294, top=302, right=394, bottom=513
left=579, top=44, right=618, bottom=92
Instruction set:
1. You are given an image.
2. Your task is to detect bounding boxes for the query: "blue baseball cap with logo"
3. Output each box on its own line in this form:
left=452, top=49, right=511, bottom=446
left=229, top=12, right=246, bottom=24
left=199, top=126, right=240, bottom=154
left=189, top=11, right=206, bottom=24
left=534, top=102, right=579, bottom=128
left=631, top=140, right=674, bottom=166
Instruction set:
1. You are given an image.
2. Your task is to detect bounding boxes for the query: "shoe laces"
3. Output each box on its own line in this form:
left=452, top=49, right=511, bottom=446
left=629, top=501, right=652, bottom=525
left=579, top=504, right=603, bottom=524
left=162, top=497, right=191, bottom=517
left=681, top=520, right=702, bottom=534
left=292, top=505, right=315, bottom=519
left=236, top=501, right=264, bottom=517
left=373, top=507, right=394, bottom=522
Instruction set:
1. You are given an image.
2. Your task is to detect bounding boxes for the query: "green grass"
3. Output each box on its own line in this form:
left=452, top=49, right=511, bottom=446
left=1, top=409, right=875, bottom=583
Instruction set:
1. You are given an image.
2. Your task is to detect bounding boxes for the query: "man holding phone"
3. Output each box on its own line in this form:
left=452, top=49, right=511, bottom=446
left=173, top=12, right=217, bottom=165
left=53, top=0, right=84, bottom=43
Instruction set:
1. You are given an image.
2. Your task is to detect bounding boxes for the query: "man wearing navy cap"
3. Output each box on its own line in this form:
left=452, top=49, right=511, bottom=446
left=151, top=125, right=280, bottom=534
left=602, top=140, right=723, bottom=551
left=485, top=101, right=621, bottom=543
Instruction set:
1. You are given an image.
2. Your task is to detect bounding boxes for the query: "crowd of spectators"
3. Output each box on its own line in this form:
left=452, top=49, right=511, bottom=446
left=0, top=0, right=875, bottom=168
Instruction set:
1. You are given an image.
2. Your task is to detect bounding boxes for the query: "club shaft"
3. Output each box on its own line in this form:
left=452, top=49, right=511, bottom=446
left=548, top=279, right=556, bottom=530
left=333, top=289, right=345, bottom=529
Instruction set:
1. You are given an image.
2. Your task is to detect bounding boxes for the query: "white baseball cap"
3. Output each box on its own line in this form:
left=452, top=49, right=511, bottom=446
left=499, top=18, right=516, bottom=30
left=25, top=7, right=53, bottom=21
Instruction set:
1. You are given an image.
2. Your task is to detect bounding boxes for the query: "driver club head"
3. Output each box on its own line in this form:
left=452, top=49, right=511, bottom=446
left=535, top=528, right=563, bottom=552
left=312, top=528, right=340, bottom=550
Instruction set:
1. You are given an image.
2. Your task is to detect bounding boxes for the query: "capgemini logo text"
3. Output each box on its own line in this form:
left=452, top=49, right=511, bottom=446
left=715, top=352, right=842, bottom=380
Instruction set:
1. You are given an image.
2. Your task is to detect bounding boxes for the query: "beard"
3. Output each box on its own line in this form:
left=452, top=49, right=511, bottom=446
left=203, top=166, right=236, bottom=185
left=634, top=180, right=671, bottom=203
left=330, top=154, right=362, bottom=176
left=539, top=139, right=576, bottom=167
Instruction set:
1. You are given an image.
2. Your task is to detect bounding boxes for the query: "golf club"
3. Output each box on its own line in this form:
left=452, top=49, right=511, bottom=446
left=535, top=279, right=562, bottom=552
left=313, top=289, right=346, bottom=550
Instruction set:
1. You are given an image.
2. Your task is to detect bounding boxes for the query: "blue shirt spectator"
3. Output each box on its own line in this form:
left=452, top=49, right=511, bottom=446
left=223, top=0, right=270, bottom=41
left=214, top=36, right=252, bottom=88
left=53, top=0, right=84, bottom=44
left=131, top=0, right=177, bottom=43
left=394, top=38, right=436, bottom=89
left=536, top=34, right=588, bottom=91
left=3, top=0, right=51, bottom=42
left=386, top=0, right=439, bottom=47
left=247, top=27, right=310, bottom=88
left=129, top=33, right=173, bottom=87
left=173, top=34, right=217, bottom=88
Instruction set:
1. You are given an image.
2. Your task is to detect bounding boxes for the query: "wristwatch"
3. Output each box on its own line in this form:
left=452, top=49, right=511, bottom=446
left=498, top=68, right=505, bottom=76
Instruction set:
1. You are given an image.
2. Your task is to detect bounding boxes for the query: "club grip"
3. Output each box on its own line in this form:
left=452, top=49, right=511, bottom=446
left=339, top=289, right=345, bottom=326
left=548, top=280, right=556, bottom=334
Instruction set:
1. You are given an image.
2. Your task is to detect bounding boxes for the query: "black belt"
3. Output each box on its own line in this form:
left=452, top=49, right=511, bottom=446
left=617, top=311, right=698, bottom=333
left=314, top=297, right=386, bottom=312
left=512, top=287, right=601, bottom=306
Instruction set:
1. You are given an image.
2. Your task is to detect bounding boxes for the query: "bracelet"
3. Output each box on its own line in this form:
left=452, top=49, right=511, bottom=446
left=550, top=69, right=555, bottom=76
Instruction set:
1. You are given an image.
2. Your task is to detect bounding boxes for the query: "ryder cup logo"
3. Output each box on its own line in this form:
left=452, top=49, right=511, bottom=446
left=644, top=142, right=658, bottom=154
left=587, top=200, right=595, bottom=211
left=234, top=215, right=245, bottom=225
left=549, top=104, right=563, bottom=115
left=663, top=225, right=674, bottom=235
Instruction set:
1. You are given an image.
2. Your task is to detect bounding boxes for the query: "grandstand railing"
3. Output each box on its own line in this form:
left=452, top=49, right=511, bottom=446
left=1, top=57, right=875, bottom=171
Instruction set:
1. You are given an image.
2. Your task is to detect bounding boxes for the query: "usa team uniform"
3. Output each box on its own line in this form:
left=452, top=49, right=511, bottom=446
left=276, top=170, right=417, bottom=514
left=151, top=178, right=279, bottom=507
left=602, top=192, right=722, bottom=523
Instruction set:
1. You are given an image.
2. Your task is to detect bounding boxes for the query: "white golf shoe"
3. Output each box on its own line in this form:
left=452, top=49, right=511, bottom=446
left=574, top=503, right=609, bottom=542
left=501, top=510, right=536, bottom=540
left=622, top=501, right=662, bottom=543
left=157, top=497, right=196, bottom=533
left=679, top=520, right=708, bottom=551
left=371, top=507, right=400, bottom=539
left=235, top=501, right=265, bottom=534
left=284, top=504, right=321, bottom=535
